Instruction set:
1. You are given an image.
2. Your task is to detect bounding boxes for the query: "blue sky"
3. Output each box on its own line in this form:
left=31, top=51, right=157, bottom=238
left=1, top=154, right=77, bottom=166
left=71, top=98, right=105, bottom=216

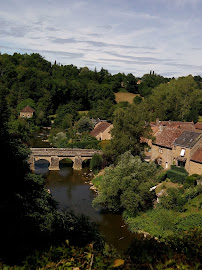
left=0, top=0, right=202, bottom=77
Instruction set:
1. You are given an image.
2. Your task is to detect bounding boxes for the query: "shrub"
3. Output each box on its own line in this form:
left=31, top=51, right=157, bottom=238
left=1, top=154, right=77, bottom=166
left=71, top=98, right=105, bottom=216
left=167, top=169, right=187, bottom=184
left=183, top=175, right=197, bottom=189
left=170, top=165, right=188, bottom=175
left=156, top=171, right=167, bottom=183
left=90, top=154, right=103, bottom=174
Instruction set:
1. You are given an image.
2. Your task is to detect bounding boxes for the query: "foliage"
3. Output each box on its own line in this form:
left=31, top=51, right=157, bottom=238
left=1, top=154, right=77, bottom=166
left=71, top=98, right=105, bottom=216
left=92, top=175, right=103, bottom=190
left=93, top=152, right=157, bottom=215
left=183, top=174, right=198, bottom=188
left=90, top=154, right=103, bottom=174
left=75, top=116, right=93, bottom=133
left=138, top=72, right=168, bottom=97
left=133, top=95, right=143, bottom=104
left=160, top=188, right=186, bottom=212
left=16, top=98, right=36, bottom=113
left=156, top=171, right=167, bottom=183
left=147, top=75, right=201, bottom=122
left=170, top=165, right=188, bottom=175
left=104, top=103, right=151, bottom=162
left=167, top=169, right=188, bottom=184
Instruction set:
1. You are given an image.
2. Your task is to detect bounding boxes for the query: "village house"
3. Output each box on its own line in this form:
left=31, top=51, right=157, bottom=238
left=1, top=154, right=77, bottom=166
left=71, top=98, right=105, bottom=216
left=145, top=120, right=195, bottom=165
left=151, top=127, right=184, bottom=169
left=172, top=131, right=202, bottom=175
left=147, top=120, right=202, bottom=175
left=20, top=105, right=35, bottom=118
left=90, top=121, right=113, bottom=141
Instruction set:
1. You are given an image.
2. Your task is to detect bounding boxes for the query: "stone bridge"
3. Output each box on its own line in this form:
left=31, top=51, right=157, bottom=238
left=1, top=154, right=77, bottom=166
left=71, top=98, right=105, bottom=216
left=29, top=148, right=102, bottom=170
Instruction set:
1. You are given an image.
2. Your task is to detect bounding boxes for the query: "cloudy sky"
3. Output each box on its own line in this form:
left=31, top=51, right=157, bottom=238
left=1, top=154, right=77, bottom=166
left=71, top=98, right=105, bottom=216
left=0, top=0, right=202, bottom=77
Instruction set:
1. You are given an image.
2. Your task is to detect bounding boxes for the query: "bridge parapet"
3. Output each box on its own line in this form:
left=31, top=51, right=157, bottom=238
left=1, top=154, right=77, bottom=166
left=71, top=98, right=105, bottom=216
left=30, top=148, right=103, bottom=170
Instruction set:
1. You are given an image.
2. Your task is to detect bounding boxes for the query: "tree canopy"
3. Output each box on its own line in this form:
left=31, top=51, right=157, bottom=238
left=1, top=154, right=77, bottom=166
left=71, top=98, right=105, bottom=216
left=93, top=152, right=157, bottom=215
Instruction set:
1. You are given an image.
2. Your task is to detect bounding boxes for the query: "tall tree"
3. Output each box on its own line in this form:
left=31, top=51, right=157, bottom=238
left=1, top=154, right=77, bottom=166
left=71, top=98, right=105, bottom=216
left=105, top=103, right=151, bottom=162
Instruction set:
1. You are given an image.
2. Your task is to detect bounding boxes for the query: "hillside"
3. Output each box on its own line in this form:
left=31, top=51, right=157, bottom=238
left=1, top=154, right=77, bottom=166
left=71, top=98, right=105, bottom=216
left=115, top=92, right=139, bottom=104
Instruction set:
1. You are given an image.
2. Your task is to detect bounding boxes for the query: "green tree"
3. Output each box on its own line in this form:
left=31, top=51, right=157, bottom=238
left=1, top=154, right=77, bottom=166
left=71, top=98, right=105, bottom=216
left=105, top=103, right=151, bottom=162
left=90, top=154, right=103, bottom=173
left=75, top=116, right=93, bottom=133
left=93, top=152, right=157, bottom=214
left=147, top=75, right=201, bottom=122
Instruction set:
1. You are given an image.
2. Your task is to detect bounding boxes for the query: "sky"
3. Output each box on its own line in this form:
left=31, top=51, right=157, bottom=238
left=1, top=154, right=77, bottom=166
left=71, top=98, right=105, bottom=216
left=0, top=0, right=202, bottom=77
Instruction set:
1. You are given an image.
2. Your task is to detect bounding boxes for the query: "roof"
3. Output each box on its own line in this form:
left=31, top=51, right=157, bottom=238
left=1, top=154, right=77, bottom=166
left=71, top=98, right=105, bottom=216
left=173, top=131, right=202, bottom=148
left=195, top=122, right=202, bottom=130
left=151, top=121, right=195, bottom=131
left=154, top=127, right=184, bottom=148
left=191, top=147, right=202, bottom=163
left=20, top=105, right=35, bottom=113
left=91, top=122, right=112, bottom=137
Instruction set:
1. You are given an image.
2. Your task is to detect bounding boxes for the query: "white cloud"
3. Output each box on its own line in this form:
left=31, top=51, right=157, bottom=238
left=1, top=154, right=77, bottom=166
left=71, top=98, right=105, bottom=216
left=0, top=0, right=201, bottom=77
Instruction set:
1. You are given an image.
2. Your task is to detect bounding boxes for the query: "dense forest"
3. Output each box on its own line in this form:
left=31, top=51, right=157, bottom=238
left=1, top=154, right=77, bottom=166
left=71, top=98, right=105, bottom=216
left=0, top=52, right=202, bottom=269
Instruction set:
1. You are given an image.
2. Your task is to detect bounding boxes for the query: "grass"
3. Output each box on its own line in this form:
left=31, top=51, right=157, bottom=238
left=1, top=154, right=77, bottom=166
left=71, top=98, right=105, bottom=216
left=115, top=92, right=140, bottom=104
left=155, top=181, right=180, bottom=194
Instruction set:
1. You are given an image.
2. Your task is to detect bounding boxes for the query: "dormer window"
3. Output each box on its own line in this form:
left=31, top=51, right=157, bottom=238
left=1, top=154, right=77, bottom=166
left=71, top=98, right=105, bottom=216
left=180, top=149, right=185, bottom=157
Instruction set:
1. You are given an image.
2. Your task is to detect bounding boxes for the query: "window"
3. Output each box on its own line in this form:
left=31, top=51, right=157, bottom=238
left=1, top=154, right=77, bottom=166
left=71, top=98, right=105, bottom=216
left=158, top=158, right=162, bottom=165
left=180, top=149, right=185, bottom=157
left=165, top=162, right=168, bottom=169
left=159, top=147, right=163, bottom=153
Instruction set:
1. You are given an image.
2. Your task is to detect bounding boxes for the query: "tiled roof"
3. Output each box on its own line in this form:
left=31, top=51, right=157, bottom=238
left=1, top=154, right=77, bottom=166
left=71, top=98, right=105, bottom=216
left=191, top=147, right=202, bottom=163
left=173, top=131, right=202, bottom=148
left=154, top=127, right=184, bottom=148
left=20, top=105, right=35, bottom=113
left=151, top=121, right=195, bottom=131
left=195, top=122, right=202, bottom=130
left=91, top=122, right=112, bottom=137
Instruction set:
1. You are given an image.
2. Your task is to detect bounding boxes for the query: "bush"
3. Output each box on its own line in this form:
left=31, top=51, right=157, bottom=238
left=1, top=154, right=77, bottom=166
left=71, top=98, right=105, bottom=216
left=156, top=171, right=167, bottom=183
left=167, top=169, right=187, bottom=184
left=183, top=175, right=198, bottom=188
left=90, top=154, right=103, bottom=174
left=170, top=165, right=188, bottom=175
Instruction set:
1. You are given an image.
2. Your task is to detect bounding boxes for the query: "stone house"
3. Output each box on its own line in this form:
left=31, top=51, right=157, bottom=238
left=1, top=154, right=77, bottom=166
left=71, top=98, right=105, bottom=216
left=20, top=105, right=35, bottom=118
left=90, top=121, right=113, bottom=140
left=146, top=121, right=195, bottom=165
left=151, top=127, right=184, bottom=169
left=190, top=147, right=202, bottom=175
left=172, top=131, right=202, bottom=175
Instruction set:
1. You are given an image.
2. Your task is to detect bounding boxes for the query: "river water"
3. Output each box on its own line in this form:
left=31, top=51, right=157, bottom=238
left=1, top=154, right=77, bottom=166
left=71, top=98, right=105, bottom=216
left=32, top=129, right=136, bottom=252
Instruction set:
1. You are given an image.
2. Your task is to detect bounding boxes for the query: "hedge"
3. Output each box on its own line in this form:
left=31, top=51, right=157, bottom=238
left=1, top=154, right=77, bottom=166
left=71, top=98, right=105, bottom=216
left=170, top=165, right=188, bottom=175
left=167, top=169, right=187, bottom=184
left=156, top=171, right=167, bottom=183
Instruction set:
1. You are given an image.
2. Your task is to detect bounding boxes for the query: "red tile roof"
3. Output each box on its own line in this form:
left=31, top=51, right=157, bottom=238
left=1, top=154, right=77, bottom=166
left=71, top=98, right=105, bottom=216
left=154, top=127, right=184, bottom=148
left=153, top=121, right=195, bottom=129
left=191, top=147, right=202, bottom=163
left=195, top=122, right=202, bottom=130
left=91, top=122, right=112, bottom=137
left=20, top=105, right=35, bottom=113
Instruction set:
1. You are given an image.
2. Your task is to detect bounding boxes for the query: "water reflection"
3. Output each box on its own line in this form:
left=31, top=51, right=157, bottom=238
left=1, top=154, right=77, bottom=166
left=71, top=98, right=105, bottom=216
left=35, top=162, right=135, bottom=251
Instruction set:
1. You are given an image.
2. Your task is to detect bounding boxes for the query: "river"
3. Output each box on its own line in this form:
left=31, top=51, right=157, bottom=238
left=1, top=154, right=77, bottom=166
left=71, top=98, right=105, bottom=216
left=31, top=129, right=137, bottom=252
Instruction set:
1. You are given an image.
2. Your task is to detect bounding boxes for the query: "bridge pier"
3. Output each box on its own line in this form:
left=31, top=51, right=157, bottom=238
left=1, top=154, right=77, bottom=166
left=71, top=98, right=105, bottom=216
left=29, top=156, right=35, bottom=171
left=73, top=156, right=83, bottom=170
left=49, top=156, right=60, bottom=170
